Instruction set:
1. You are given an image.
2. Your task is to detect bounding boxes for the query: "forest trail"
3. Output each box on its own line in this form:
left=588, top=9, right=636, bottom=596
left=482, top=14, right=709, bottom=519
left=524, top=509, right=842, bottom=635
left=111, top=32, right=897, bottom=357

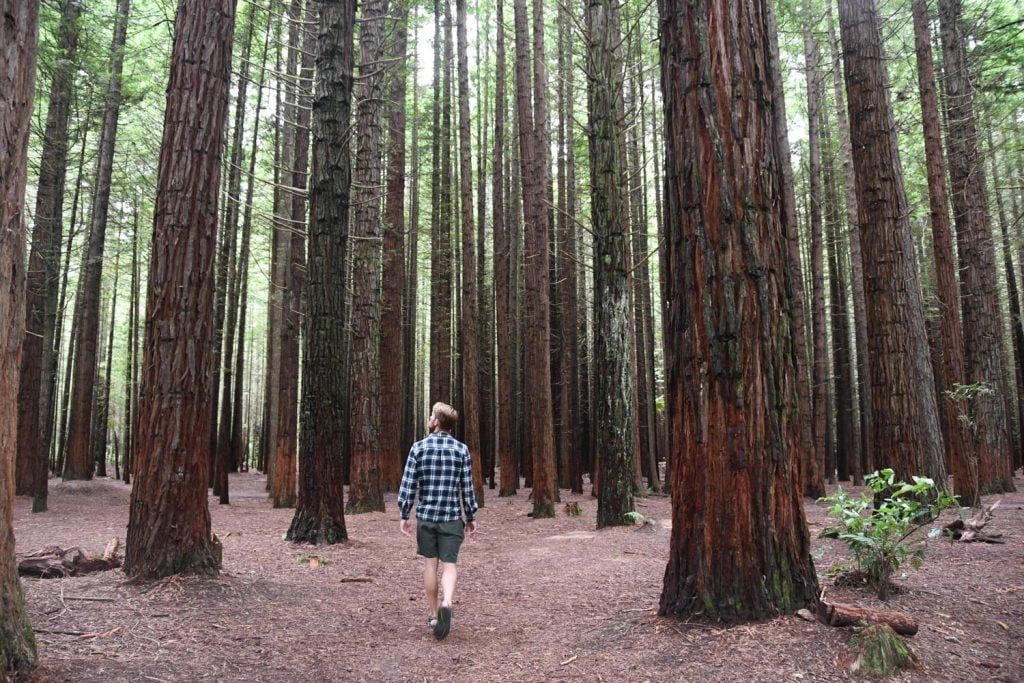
left=13, top=473, right=1024, bottom=682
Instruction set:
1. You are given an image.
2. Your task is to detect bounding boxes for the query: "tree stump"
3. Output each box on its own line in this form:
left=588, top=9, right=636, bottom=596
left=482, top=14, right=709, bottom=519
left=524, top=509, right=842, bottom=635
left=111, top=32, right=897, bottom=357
left=17, top=538, right=121, bottom=578
left=944, top=501, right=1004, bottom=543
left=848, top=624, right=918, bottom=678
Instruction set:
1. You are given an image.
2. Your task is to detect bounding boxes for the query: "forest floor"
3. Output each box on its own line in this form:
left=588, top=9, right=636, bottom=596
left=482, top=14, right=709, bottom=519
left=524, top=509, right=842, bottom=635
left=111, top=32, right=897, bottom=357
left=11, top=470, right=1024, bottom=682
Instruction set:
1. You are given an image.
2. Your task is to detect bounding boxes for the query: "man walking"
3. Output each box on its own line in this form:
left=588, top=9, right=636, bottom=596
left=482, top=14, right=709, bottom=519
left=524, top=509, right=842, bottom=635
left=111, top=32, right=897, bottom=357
left=398, top=402, right=479, bottom=640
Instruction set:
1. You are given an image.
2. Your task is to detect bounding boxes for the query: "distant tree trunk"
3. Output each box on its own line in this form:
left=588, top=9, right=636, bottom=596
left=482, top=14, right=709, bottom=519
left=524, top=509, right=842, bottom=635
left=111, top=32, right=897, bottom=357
left=430, top=0, right=454, bottom=404
left=455, top=0, right=484, bottom=504
left=658, top=0, right=819, bottom=623
left=937, top=0, right=1015, bottom=495
left=93, top=231, right=121, bottom=478
left=494, top=0, right=517, bottom=497
left=1, top=0, right=41, bottom=671
left=838, top=0, right=945, bottom=486
left=17, top=0, right=82, bottom=507
left=381, top=1, right=409, bottom=493
left=286, top=0, right=354, bottom=545
left=124, top=0, right=234, bottom=579
left=765, top=1, right=816, bottom=497
left=402, top=35, right=421, bottom=457
left=987, top=132, right=1024, bottom=472
left=587, top=0, right=634, bottom=528
left=64, top=0, right=131, bottom=481
left=122, top=205, right=140, bottom=485
left=804, top=15, right=830, bottom=489
left=826, top=0, right=872, bottom=481
left=557, top=0, right=583, bottom=494
left=347, top=0, right=388, bottom=514
left=911, top=0, right=971, bottom=498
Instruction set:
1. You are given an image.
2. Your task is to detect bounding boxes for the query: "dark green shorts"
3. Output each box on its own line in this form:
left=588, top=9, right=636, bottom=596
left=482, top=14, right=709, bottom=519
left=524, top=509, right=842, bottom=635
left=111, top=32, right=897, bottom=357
left=416, top=519, right=465, bottom=563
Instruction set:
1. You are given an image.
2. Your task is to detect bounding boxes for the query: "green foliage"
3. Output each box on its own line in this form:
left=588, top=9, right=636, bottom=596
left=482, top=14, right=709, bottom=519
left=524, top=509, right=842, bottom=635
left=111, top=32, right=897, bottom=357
left=819, top=469, right=957, bottom=600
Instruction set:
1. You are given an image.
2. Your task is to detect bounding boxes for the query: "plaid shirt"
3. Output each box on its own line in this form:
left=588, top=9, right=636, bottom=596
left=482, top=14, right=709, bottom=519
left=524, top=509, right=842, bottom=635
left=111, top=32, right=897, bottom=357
left=397, top=431, right=478, bottom=523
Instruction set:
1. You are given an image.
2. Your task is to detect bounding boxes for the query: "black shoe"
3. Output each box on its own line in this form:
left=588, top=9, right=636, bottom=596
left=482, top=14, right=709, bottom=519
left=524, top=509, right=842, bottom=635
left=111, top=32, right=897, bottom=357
left=433, top=605, right=452, bottom=640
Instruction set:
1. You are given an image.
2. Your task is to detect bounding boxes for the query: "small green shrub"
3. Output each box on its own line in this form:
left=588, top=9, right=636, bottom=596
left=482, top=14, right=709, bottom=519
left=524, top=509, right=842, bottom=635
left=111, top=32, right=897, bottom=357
left=819, top=469, right=957, bottom=600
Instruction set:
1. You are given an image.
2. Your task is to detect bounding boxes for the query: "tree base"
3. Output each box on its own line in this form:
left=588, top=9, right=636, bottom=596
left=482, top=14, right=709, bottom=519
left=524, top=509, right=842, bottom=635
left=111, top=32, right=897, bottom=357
left=287, top=511, right=348, bottom=545
left=848, top=624, right=918, bottom=678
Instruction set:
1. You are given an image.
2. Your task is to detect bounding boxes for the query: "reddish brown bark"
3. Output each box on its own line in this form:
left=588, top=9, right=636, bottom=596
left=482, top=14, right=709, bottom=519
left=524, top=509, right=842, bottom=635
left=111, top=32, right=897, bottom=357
left=381, top=3, right=410, bottom=493
left=911, top=0, right=971, bottom=499
left=123, top=0, right=235, bottom=578
left=286, top=0, right=354, bottom=544
left=657, top=0, right=819, bottom=622
left=938, top=0, right=1015, bottom=495
left=838, top=0, right=945, bottom=485
left=1, top=0, right=41, bottom=670
left=17, top=0, right=82, bottom=507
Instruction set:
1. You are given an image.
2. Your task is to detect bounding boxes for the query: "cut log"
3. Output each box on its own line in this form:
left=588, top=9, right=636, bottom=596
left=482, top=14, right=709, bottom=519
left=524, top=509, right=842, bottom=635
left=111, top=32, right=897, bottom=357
left=944, top=501, right=1004, bottom=543
left=17, top=539, right=122, bottom=578
left=848, top=623, right=918, bottom=677
left=818, top=600, right=919, bottom=636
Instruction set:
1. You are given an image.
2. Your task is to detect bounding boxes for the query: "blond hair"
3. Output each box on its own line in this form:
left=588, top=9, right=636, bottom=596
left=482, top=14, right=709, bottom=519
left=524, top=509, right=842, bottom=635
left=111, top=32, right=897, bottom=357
left=432, top=402, right=458, bottom=432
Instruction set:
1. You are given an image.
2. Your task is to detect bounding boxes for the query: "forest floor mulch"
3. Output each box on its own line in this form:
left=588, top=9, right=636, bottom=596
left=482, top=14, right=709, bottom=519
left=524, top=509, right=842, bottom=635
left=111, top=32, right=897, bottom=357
left=11, top=471, right=1024, bottom=682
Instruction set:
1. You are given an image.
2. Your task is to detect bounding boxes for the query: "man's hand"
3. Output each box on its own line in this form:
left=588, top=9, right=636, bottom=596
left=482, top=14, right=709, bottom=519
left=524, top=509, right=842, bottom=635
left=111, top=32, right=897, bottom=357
left=400, top=518, right=413, bottom=537
left=466, top=520, right=477, bottom=538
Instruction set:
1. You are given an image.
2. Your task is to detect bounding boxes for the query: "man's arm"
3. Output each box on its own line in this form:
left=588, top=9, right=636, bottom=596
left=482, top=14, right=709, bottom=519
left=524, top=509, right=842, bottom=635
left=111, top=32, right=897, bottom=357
left=397, top=447, right=419, bottom=535
left=461, top=446, right=479, bottom=534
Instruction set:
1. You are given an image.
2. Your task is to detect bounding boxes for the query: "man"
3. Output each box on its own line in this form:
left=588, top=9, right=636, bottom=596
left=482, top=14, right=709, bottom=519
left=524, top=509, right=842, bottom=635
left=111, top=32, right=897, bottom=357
left=398, top=402, right=479, bottom=640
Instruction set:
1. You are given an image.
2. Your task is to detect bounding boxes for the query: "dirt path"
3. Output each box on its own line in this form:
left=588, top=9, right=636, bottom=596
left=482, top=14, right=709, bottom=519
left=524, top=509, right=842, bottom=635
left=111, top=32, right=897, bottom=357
left=12, top=472, right=1024, bottom=682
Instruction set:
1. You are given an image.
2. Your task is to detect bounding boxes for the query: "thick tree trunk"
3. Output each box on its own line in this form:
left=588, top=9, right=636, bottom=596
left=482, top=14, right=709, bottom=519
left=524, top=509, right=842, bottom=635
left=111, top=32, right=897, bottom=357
left=911, top=0, right=971, bottom=498
left=381, top=2, right=409, bottom=493
left=938, top=0, right=1015, bottom=495
left=286, top=0, right=354, bottom=545
left=347, top=0, right=388, bottom=514
left=587, top=0, right=634, bottom=528
left=123, top=0, right=235, bottom=579
left=402, top=35, right=421, bottom=458
left=64, top=0, right=131, bottom=481
left=17, top=0, right=82, bottom=506
left=1, top=0, right=41, bottom=671
left=657, top=0, right=819, bottom=623
left=494, top=0, right=516, bottom=497
left=838, top=0, right=945, bottom=486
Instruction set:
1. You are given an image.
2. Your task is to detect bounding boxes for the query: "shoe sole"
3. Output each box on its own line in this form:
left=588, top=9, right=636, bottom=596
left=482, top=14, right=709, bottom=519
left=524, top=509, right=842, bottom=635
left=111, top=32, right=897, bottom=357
left=433, top=606, right=452, bottom=640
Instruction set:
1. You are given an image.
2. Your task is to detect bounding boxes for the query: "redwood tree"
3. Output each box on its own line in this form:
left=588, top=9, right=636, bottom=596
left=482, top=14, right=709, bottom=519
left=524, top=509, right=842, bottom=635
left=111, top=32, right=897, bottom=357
left=286, top=0, right=355, bottom=544
left=837, top=0, right=945, bottom=486
left=658, top=0, right=819, bottom=623
left=124, top=0, right=236, bottom=578
left=1, top=0, right=41, bottom=670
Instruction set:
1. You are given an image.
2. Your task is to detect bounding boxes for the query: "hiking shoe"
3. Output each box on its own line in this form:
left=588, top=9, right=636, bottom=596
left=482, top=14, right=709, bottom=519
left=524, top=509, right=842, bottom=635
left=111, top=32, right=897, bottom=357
left=433, top=605, right=452, bottom=640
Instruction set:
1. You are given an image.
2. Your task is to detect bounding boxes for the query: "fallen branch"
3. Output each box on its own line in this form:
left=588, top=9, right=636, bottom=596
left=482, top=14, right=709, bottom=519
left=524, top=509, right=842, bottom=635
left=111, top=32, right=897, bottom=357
left=17, top=538, right=122, bottom=578
left=944, top=501, right=1004, bottom=543
left=818, top=600, right=919, bottom=636
left=339, top=577, right=373, bottom=583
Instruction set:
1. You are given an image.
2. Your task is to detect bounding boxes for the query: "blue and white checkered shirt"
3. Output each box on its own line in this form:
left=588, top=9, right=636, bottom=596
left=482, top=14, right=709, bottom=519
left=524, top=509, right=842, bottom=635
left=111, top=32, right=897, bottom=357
left=397, top=431, right=478, bottom=523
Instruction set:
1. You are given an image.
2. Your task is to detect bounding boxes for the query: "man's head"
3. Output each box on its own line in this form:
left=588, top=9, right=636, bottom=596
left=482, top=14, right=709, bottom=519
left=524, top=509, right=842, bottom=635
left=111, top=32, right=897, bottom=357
left=430, top=402, right=458, bottom=433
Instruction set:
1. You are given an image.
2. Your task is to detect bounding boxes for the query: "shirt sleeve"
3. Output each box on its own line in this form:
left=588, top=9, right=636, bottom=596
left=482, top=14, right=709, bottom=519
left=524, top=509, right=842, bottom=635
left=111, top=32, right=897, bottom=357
left=397, top=446, right=419, bottom=520
left=461, top=446, right=479, bottom=522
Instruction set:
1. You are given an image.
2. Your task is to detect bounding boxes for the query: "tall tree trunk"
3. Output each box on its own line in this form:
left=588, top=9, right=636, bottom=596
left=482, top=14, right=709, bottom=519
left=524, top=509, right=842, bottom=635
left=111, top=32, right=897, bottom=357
left=381, top=0, right=409, bottom=493
left=122, top=203, right=140, bottom=485
left=937, top=0, right=1015, bottom=495
left=455, top=0, right=484, bottom=504
left=430, top=0, right=454, bottom=404
left=64, top=0, right=131, bottom=481
left=17, top=0, right=82, bottom=508
left=586, top=0, right=634, bottom=528
left=657, top=0, right=819, bottom=623
left=765, top=1, right=817, bottom=497
left=911, top=0, right=971, bottom=498
left=515, top=0, right=558, bottom=518
left=402, top=33, right=421, bottom=459
left=826, top=0, right=872, bottom=482
left=804, top=13, right=830, bottom=489
left=0, top=0, right=41, bottom=671
left=93, top=228, right=121, bottom=477
left=124, top=0, right=235, bottom=579
left=347, top=0, right=388, bottom=514
left=286, top=0, right=354, bottom=544
left=838, top=0, right=946, bottom=486
left=494, top=0, right=516, bottom=497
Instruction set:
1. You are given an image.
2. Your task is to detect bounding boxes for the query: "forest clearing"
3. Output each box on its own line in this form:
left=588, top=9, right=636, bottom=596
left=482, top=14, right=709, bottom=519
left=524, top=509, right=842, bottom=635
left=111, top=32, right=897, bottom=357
left=12, top=472, right=1024, bottom=682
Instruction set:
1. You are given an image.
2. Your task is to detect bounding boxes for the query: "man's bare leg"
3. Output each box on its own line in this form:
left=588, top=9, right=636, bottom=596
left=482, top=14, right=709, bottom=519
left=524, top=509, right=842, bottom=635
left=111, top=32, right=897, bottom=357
left=439, top=562, right=457, bottom=607
left=423, top=557, right=440, bottom=620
